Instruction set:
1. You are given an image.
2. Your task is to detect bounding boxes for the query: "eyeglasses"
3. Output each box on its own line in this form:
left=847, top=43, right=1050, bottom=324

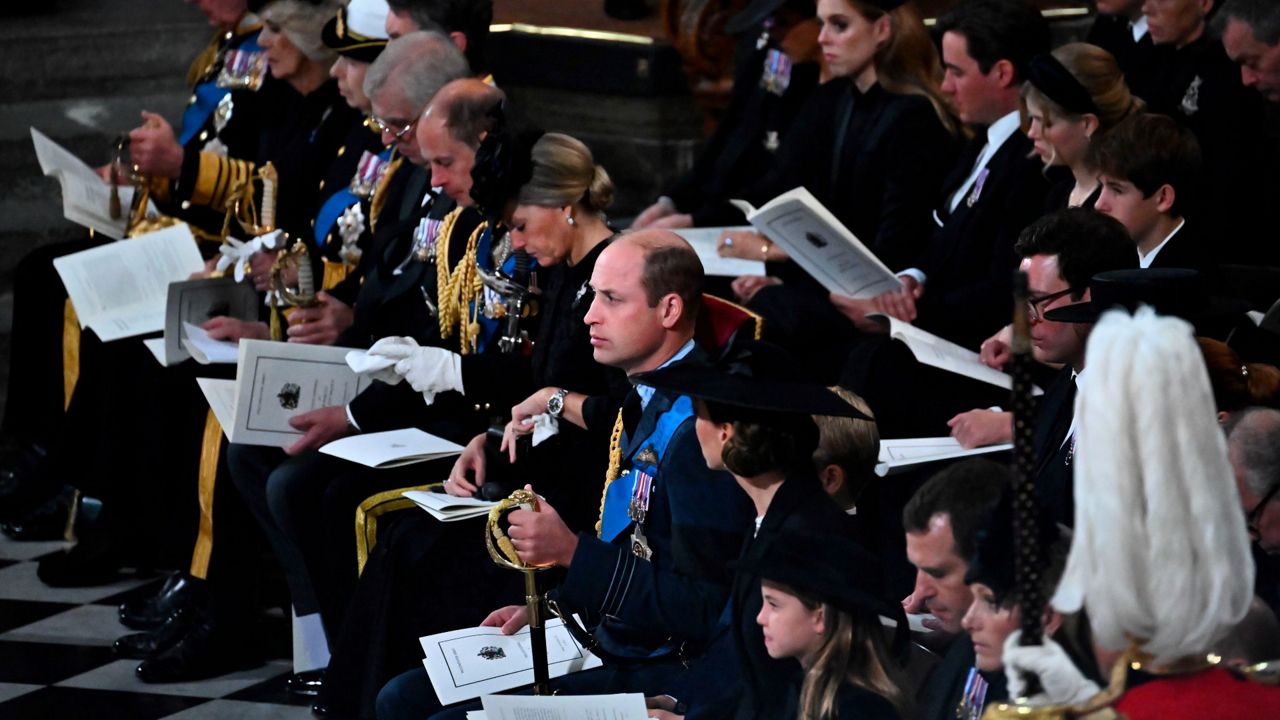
left=1247, top=481, right=1280, bottom=538
left=369, top=115, right=416, bottom=140
left=1026, top=288, right=1076, bottom=321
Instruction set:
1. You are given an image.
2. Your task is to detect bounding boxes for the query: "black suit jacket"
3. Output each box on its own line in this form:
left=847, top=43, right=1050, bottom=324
left=1146, top=220, right=1216, bottom=282
left=914, top=131, right=1052, bottom=349
left=733, top=79, right=957, bottom=272
left=1032, top=367, right=1076, bottom=527
left=1087, top=14, right=1156, bottom=100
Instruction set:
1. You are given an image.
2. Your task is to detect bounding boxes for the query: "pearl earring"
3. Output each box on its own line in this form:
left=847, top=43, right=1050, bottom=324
left=566, top=214, right=576, bottom=226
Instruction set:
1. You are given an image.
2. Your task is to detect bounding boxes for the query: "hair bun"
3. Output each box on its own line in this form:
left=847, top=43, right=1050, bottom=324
left=587, top=164, right=614, bottom=213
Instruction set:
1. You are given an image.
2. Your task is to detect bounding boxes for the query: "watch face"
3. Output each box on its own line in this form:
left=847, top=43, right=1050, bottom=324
left=547, top=391, right=565, bottom=416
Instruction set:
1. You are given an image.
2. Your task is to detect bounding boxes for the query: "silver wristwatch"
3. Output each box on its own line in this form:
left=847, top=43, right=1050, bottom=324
left=546, top=388, right=569, bottom=418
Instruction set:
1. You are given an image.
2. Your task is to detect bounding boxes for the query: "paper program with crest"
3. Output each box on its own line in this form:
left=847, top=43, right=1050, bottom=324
left=732, top=187, right=902, bottom=299
left=420, top=617, right=602, bottom=706
left=196, top=340, right=371, bottom=447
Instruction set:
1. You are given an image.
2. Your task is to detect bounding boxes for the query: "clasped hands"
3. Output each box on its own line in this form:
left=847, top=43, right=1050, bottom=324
left=365, top=336, right=464, bottom=403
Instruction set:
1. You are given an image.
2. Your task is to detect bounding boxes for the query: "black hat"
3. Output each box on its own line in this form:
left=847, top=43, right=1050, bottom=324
left=321, top=0, right=389, bottom=63
left=469, top=102, right=545, bottom=221
left=634, top=340, right=873, bottom=420
left=740, top=532, right=908, bottom=653
left=1044, top=268, right=1250, bottom=332
left=964, top=488, right=1061, bottom=607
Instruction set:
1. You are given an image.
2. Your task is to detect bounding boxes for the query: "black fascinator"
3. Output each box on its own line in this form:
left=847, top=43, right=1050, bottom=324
left=469, top=101, right=545, bottom=221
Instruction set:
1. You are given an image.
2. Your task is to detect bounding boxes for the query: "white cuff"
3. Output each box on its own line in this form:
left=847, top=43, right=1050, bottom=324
left=898, top=268, right=927, bottom=285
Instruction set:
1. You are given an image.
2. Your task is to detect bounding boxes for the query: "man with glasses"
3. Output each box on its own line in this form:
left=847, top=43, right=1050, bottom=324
left=946, top=209, right=1138, bottom=526
left=1227, top=407, right=1280, bottom=619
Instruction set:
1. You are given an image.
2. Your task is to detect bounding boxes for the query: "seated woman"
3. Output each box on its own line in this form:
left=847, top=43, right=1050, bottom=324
left=958, top=487, right=1094, bottom=718
left=1021, top=42, right=1143, bottom=211
left=715, top=0, right=959, bottom=382
left=636, top=340, right=876, bottom=719
left=748, top=531, right=913, bottom=719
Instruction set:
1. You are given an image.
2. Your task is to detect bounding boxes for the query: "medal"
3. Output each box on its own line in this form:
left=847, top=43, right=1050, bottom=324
left=965, top=168, right=990, bottom=208
left=348, top=150, right=390, bottom=199
left=627, top=469, right=654, bottom=526
left=1180, top=75, right=1202, bottom=116
left=955, top=667, right=989, bottom=720
left=413, top=217, right=442, bottom=261
left=759, top=49, right=793, bottom=96
left=631, top=527, right=653, bottom=561
left=337, top=204, right=366, bottom=264
left=217, top=48, right=267, bottom=91
left=635, top=447, right=659, bottom=466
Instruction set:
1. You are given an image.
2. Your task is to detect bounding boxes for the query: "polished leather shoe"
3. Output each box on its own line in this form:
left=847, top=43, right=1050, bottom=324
left=135, top=611, right=259, bottom=683
left=1, top=490, right=71, bottom=542
left=310, top=700, right=330, bottom=716
left=286, top=669, right=325, bottom=696
left=36, top=542, right=122, bottom=588
left=120, top=573, right=205, bottom=630
left=114, top=605, right=200, bottom=659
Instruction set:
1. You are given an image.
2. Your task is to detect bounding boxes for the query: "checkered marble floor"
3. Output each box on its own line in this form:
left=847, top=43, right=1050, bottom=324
left=0, top=536, right=313, bottom=719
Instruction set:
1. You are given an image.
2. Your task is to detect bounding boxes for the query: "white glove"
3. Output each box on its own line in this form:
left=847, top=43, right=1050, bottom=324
left=1002, top=631, right=1100, bottom=706
left=344, top=349, right=400, bottom=385
left=367, top=336, right=463, bottom=404
left=215, top=229, right=285, bottom=282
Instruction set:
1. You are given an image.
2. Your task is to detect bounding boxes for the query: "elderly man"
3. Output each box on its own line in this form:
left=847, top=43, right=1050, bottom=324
left=1227, top=407, right=1280, bottom=619
left=1217, top=0, right=1280, bottom=102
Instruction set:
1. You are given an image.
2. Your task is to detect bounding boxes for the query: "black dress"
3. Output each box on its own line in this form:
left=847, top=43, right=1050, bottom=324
left=783, top=681, right=902, bottom=720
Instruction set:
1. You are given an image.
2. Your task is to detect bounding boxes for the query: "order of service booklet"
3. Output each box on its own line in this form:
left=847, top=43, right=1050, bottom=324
left=197, top=339, right=371, bottom=447
left=319, top=428, right=465, bottom=469
left=731, top=186, right=902, bottom=299
left=143, top=277, right=260, bottom=366
left=420, top=617, right=602, bottom=706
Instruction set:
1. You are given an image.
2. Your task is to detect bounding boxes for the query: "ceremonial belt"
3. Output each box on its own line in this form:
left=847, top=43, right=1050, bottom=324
left=599, top=395, right=694, bottom=543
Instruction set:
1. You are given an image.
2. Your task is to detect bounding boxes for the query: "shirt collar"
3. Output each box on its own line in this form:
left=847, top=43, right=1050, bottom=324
left=635, top=339, right=696, bottom=409
left=1131, top=15, right=1149, bottom=43
left=985, top=110, right=1022, bottom=152
left=1138, top=219, right=1185, bottom=268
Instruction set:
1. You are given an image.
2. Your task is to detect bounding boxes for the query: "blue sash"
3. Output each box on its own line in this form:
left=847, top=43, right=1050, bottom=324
left=314, top=187, right=360, bottom=249
left=600, top=395, right=694, bottom=542
left=470, top=232, right=539, bottom=354
left=177, top=32, right=263, bottom=147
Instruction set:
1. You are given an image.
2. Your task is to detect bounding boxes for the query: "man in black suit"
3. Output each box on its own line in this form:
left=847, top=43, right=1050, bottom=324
left=1091, top=113, right=1215, bottom=275
left=830, top=0, right=1050, bottom=351
left=830, top=0, right=1052, bottom=437
left=948, top=210, right=1139, bottom=527
left=1141, top=0, right=1269, bottom=263
left=1087, top=0, right=1157, bottom=94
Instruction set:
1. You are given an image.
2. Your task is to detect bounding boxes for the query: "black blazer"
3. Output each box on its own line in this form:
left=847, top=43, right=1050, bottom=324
left=1032, top=367, right=1076, bottom=527
left=1145, top=220, right=1216, bottom=281
left=1086, top=14, right=1156, bottom=99
left=914, top=130, right=1052, bottom=349
left=734, top=79, right=958, bottom=272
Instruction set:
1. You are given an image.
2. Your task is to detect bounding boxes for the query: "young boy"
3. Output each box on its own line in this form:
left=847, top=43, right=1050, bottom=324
left=1091, top=112, right=1215, bottom=274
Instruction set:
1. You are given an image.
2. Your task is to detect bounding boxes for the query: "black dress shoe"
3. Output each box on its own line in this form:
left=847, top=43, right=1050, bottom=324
left=286, top=668, right=325, bottom=696
left=36, top=542, right=122, bottom=588
left=135, top=611, right=259, bottom=683
left=120, top=573, right=205, bottom=630
left=310, top=700, right=329, bottom=716
left=113, top=605, right=201, bottom=659
left=1, top=490, right=71, bottom=542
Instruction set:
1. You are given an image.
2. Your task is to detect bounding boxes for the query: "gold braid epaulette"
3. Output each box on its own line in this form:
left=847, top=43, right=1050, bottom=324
left=593, top=408, right=626, bottom=538
left=186, top=30, right=224, bottom=89
left=435, top=210, right=488, bottom=354
left=368, top=154, right=403, bottom=235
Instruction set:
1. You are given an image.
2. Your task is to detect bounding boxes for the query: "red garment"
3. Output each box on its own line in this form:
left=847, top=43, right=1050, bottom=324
left=1114, top=667, right=1280, bottom=719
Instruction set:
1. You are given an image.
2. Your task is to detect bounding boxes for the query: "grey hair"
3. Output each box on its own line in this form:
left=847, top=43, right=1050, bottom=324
left=363, top=30, right=470, bottom=110
left=1226, top=407, right=1280, bottom=497
left=259, top=0, right=343, bottom=62
left=1053, top=307, right=1254, bottom=666
left=1214, top=0, right=1280, bottom=45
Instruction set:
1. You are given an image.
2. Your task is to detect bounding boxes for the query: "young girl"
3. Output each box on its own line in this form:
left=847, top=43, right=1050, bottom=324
left=751, top=533, right=913, bottom=720
left=1021, top=42, right=1143, bottom=210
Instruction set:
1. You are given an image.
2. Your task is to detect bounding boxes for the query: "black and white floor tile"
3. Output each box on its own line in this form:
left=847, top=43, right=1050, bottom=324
left=0, top=537, right=313, bottom=719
